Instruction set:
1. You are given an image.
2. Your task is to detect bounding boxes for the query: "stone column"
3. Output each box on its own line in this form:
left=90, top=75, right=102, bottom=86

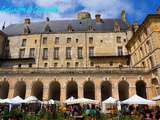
left=25, top=84, right=31, bottom=98
left=43, top=84, right=49, bottom=101
left=8, top=88, right=14, bottom=98
left=129, top=84, right=136, bottom=97
left=78, top=84, right=83, bottom=98
left=95, top=86, right=101, bottom=102
left=146, top=86, right=153, bottom=99
left=60, top=84, right=66, bottom=104
left=112, top=83, right=119, bottom=99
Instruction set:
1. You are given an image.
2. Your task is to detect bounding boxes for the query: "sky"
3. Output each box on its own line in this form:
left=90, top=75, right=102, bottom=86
left=0, top=0, right=160, bottom=29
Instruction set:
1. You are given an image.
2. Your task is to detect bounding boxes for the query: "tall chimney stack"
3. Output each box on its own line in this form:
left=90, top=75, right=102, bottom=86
left=95, top=14, right=101, bottom=23
left=24, top=18, right=31, bottom=24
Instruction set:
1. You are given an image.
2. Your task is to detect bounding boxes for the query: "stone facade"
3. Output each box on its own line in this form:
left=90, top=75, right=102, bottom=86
left=0, top=10, right=159, bottom=102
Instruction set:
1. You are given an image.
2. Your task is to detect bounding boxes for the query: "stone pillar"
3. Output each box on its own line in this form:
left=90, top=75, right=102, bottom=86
left=78, top=84, right=83, bottom=98
left=43, top=84, right=49, bottom=101
left=95, top=86, right=101, bottom=102
left=146, top=86, right=153, bottom=99
left=8, top=88, right=14, bottom=98
left=25, top=84, right=31, bottom=98
left=60, top=84, right=66, bottom=104
left=129, top=84, right=136, bottom=97
left=112, top=83, right=119, bottom=99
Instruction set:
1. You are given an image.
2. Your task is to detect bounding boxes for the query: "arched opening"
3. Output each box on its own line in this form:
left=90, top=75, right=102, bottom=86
left=151, top=78, right=160, bottom=95
left=118, top=81, right=129, bottom=101
left=49, top=81, right=60, bottom=100
left=14, top=81, right=26, bottom=99
left=83, top=81, right=95, bottom=99
left=31, top=81, right=43, bottom=100
left=101, top=81, right=112, bottom=101
left=66, top=81, right=78, bottom=99
left=136, top=80, right=147, bottom=98
left=0, top=81, right=9, bottom=99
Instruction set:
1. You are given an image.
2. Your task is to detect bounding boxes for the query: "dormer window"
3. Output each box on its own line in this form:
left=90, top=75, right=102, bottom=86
left=24, top=25, right=30, bottom=34
left=44, top=24, right=51, bottom=33
left=88, top=25, right=94, bottom=31
left=67, top=24, right=73, bottom=32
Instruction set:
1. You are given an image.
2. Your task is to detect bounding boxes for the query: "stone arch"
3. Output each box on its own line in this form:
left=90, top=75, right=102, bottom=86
left=49, top=81, right=60, bottom=100
left=136, top=80, right=147, bottom=98
left=118, top=80, right=129, bottom=100
left=66, top=81, right=78, bottom=99
left=0, top=81, right=9, bottom=99
left=14, top=81, right=26, bottom=99
left=83, top=81, right=95, bottom=99
left=31, top=81, right=43, bottom=100
left=101, top=81, right=112, bottom=101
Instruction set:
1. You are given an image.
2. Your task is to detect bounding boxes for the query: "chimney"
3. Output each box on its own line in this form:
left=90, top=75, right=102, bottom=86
left=157, top=7, right=160, bottom=14
left=95, top=14, right=102, bottom=23
left=46, top=17, right=50, bottom=22
left=133, top=21, right=139, bottom=32
left=121, top=10, right=126, bottom=23
left=114, top=19, right=120, bottom=32
left=24, top=18, right=31, bottom=24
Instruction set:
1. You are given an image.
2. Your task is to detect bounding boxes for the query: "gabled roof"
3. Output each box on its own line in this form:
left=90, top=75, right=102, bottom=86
left=3, top=19, right=129, bottom=36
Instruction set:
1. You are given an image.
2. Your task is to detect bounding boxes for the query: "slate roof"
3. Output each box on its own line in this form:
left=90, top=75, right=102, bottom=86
left=3, top=19, right=129, bottom=36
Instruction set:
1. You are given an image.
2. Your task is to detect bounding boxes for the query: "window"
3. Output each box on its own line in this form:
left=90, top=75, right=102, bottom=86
left=100, top=40, right=103, bottom=43
left=76, top=39, right=79, bottom=43
left=22, top=39, right=26, bottom=46
left=29, top=63, right=32, bottom=68
left=89, top=47, right=94, bottom=57
left=55, top=37, right=59, bottom=44
left=117, top=46, right=123, bottom=56
left=43, top=37, right=47, bottom=44
left=78, top=47, right=83, bottom=59
left=90, top=62, right=94, bottom=66
left=142, top=61, right=145, bottom=68
left=44, top=63, right=48, bottom=67
left=18, top=64, right=21, bottom=68
left=43, top=48, right=48, bottom=59
left=19, top=48, right=25, bottom=58
left=75, top=62, right=79, bottom=67
left=149, top=56, right=154, bottom=67
left=124, top=39, right=126, bottom=42
left=116, top=36, right=121, bottom=43
left=29, top=48, right=35, bottom=58
left=35, top=40, right=37, bottom=44
left=54, top=63, right=58, bottom=67
left=110, top=61, right=113, bottom=66
left=66, top=47, right=71, bottom=59
left=54, top=47, right=59, bottom=59
left=89, top=37, right=93, bottom=44
left=67, top=62, right=70, bottom=67
left=67, top=37, right=71, bottom=43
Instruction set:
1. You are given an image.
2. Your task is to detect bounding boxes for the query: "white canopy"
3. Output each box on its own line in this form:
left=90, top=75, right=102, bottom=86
left=121, top=94, right=156, bottom=105
left=9, top=96, right=25, bottom=104
left=152, top=95, right=160, bottom=101
left=24, top=96, right=38, bottom=103
left=0, top=98, right=11, bottom=104
left=102, top=97, right=118, bottom=104
left=67, top=98, right=98, bottom=105
left=48, top=99, right=55, bottom=104
left=64, top=96, right=75, bottom=104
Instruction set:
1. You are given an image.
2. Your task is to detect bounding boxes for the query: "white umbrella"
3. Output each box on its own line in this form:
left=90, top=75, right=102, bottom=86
left=102, top=97, right=118, bottom=104
left=24, top=96, right=38, bottom=103
left=48, top=99, right=55, bottom=104
left=0, top=98, right=11, bottom=104
left=152, top=95, right=160, bottom=101
left=64, top=96, right=75, bottom=104
left=67, top=98, right=98, bottom=105
left=9, top=96, right=25, bottom=104
left=121, top=94, right=156, bottom=105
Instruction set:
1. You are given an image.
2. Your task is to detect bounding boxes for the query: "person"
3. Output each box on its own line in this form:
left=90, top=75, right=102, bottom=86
left=90, top=105, right=96, bottom=120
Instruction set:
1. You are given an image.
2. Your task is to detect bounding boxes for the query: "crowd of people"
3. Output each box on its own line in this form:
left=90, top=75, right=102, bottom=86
left=0, top=103, right=160, bottom=120
left=121, top=105, right=160, bottom=120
